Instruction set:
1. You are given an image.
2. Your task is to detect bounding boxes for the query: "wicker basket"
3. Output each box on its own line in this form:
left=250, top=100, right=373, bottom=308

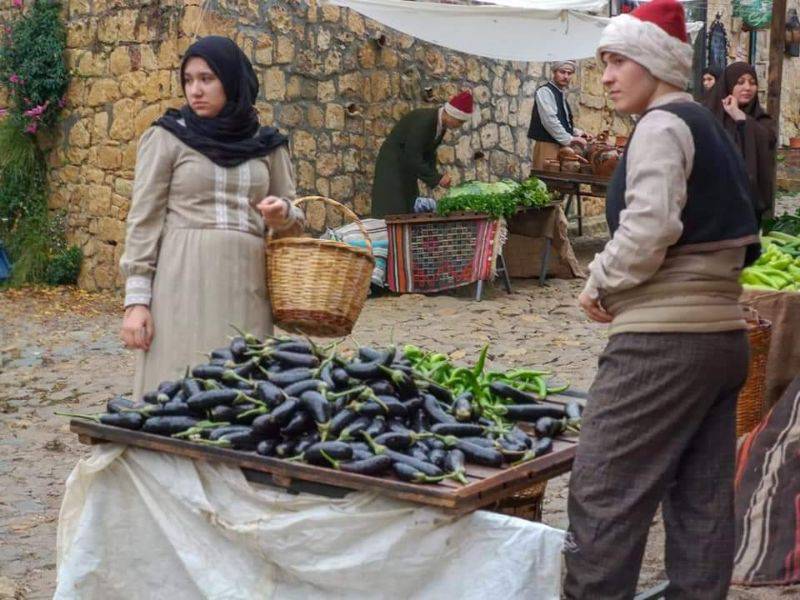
left=491, top=481, right=548, bottom=522
left=266, top=196, right=375, bottom=337
left=736, top=308, right=772, bottom=437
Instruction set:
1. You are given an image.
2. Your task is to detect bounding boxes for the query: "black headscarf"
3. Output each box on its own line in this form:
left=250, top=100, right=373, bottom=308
left=703, top=62, right=777, bottom=220
left=155, top=36, right=287, bottom=168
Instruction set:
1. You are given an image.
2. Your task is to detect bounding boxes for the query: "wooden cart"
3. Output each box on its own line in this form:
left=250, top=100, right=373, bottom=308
left=71, top=418, right=578, bottom=517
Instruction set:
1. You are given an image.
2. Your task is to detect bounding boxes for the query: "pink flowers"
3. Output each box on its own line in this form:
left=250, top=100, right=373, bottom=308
left=23, top=101, right=49, bottom=118
left=9, top=74, right=20, bottom=84
left=58, top=96, right=67, bottom=108
left=25, top=122, right=38, bottom=134
left=0, top=108, right=7, bottom=117
left=12, top=0, right=23, bottom=8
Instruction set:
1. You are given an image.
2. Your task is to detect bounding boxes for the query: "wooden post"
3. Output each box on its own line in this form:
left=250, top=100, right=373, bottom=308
left=768, top=0, right=788, bottom=218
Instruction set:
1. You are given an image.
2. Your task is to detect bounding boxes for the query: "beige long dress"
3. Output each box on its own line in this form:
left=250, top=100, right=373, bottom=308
left=120, top=126, right=302, bottom=400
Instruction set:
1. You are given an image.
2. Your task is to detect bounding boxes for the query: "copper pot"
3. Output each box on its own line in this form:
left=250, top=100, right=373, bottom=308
left=591, top=149, right=620, bottom=178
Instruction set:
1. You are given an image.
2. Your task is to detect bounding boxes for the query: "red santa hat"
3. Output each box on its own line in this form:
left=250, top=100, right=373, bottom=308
left=597, top=0, right=693, bottom=89
left=444, top=90, right=473, bottom=121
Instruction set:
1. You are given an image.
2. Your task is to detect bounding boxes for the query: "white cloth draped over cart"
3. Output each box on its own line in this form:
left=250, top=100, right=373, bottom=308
left=326, top=0, right=702, bottom=62
left=56, top=445, right=566, bottom=599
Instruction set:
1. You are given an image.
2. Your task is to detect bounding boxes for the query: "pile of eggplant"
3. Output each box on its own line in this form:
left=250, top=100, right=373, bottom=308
left=62, top=334, right=582, bottom=485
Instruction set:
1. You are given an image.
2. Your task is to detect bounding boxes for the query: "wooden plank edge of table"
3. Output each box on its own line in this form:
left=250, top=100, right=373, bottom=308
left=70, top=420, right=576, bottom=514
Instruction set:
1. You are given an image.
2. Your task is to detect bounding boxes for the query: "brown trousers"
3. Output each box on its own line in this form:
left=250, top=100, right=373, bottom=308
left=564, top=331, right=749, bottom=599
left=531, top=140, right=560, bottom=170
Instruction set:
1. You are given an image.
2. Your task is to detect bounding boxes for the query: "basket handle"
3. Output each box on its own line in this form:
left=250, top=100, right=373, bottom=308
left=268, top=196, right=373, bottom=255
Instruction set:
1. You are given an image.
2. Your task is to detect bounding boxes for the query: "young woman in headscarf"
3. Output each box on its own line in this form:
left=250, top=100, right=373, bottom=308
left=704, top=62, right=777, bottom=222
left=119, top=36, right=304, bottom=400
left=699, top=65, right=721, bottom=97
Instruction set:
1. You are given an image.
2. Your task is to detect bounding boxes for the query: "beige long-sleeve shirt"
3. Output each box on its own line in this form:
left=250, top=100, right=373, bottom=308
left=120, top=126, right=303, bottom=307
left=583, top=92, right=747, bottom=335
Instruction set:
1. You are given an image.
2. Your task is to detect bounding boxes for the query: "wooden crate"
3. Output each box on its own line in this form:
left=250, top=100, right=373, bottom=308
left=71, top=420, right=577, bottom=516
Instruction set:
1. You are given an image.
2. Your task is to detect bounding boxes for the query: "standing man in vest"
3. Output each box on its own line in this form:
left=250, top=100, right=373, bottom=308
left=371, top=91, right=473, bottom=218
left=527, top=61, right=586, bottom=169
left=565, top=1, right=760, bottom=598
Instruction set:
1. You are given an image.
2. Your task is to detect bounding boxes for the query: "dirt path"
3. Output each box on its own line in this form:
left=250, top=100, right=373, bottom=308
left=2, top=203, right=799, bottom=598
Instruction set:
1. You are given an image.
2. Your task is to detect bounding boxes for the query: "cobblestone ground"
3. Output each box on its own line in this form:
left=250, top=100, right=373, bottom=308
left=2, top=197, right=800, bottom=598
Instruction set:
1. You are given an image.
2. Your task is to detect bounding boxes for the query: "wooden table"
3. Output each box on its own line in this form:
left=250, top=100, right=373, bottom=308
left=530, top=170, right=611, bottom=237
left=71, top=392, right=583, bottom=517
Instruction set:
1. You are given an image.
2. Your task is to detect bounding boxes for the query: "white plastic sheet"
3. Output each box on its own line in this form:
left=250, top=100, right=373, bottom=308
left=56, top=445, right=566, bottom=599
left=327, top=0, right=703, bottom=61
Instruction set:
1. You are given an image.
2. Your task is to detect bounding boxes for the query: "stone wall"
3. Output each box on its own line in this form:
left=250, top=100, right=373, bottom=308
left=1, top=0, right=621, bottom=290
left=706, top=0, right=800, bottom=144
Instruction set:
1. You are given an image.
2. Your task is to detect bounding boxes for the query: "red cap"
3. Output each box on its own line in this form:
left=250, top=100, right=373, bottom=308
left=447, top=90, right=472, bottom=115
left=631, top=0, right=688, bottom=43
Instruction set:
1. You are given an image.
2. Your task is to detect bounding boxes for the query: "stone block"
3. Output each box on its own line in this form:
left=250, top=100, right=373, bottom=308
left=77, top=51, right=107, bottom=77
left=325, top=104, right=345, bottom=130
left=316, top=153, right=338, bottom=177
left=68, top=119, right=91, bottom=148
left=114, top=178, right=133, bottom=197
left=370, top=72, right=390, bottom=101
left=296, top=160, right=315, bottom=190
left=142, top=71, right=172, bottom=102
left=480, top=123, right=499, bottom=149
left=324, top=51, right=342, bottom=75
left=455, top=135, right=472, bottom=166
left=98, top=216, right=126, bottom=243
left=84, top=166, right=105, bottom=185
left=86, top=185, right=112, bottom=216
left=346, top=11, right=365, bottom=35
left=342, top=148, right=359, bottom=172
left=91, top=111, right=108, bottom=144
left=87, top=79, right=121, bottom=106
left=264, top=67, right=285, bottom=100
left=338, top=72, right=364, bottom=99
left=505, top=72, right=521, bottom=96
left=275, top=36, right=295, bottom=64
left=109, top=47, right=131, bottom=76
left=306, top=194, right=328, bottom=229
left=499, top=126, right=515, bottom=153
left=380, top=48, right=399, bottom=69
left=67, top=20, right=96, bottom=48
left=330, top=175, right=353, bottom=200
left=279, top=104, right=304, bottom=127
left=321, top=4, right=340, bottom=22
left=96, top=146, right=124, bottom=170
left=122, top=143, right=138, bottom=170
left=110, top=99, right=138, bottom=141
left=268, top=4, right=293, bottom=33
left=293, top=130, right=317, bottom=157
left=437, top=145, right=455, bottom=165
left=285, top=75, right=302, bottom=100
left=425, top=49, right=446, bottom=76
left=119, top=71, right=148, bottom=99
left=307, top=105, right=325, bottom=129
left=135, top=103, right=164, bottom=137
left=318, top=80, right=336, bottom=103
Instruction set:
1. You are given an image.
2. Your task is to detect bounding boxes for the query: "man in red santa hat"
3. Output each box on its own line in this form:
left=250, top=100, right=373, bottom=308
left=565, top=1, right=760, bottom=597
left=371, top=90, right=473, bottom=217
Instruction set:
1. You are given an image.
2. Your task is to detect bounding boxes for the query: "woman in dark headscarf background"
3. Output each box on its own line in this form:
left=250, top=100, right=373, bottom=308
left=700, top=65, right=721, bottom=97
left=119, top=36, right=304, bottom=399
left=704, top=62, right=777, bottom=223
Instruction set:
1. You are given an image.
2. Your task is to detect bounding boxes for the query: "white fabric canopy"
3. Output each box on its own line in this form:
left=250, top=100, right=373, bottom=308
left=328, top=0, right=702, bottom=62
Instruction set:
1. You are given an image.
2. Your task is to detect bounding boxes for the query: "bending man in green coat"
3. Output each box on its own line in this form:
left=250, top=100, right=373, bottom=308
left=371, top=90, right=474, bottom=217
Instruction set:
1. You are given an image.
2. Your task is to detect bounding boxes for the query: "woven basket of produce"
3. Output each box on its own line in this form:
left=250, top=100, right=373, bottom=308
left=736, top=308, right=772, bottom=437
left=266, top=196, right=374, bottom=337
left=491, top=481, right=548, bottom=522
